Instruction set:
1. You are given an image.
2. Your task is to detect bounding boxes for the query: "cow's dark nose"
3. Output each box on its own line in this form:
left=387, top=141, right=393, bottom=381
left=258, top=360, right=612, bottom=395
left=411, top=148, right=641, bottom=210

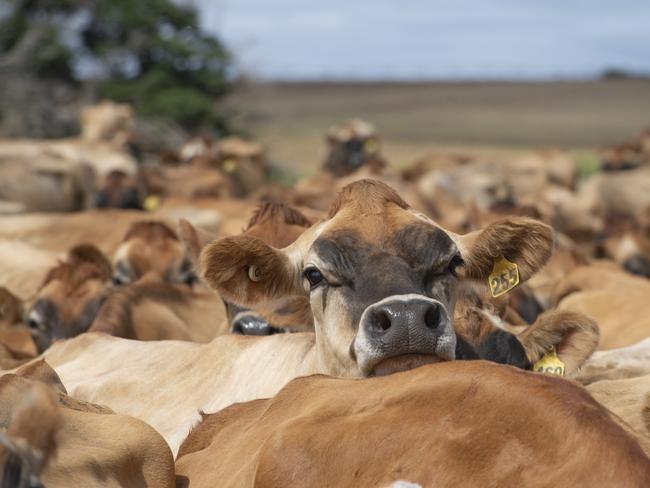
left=363, top=298, right=444, bottom=342
left=231, top=314, right=277, bottom=336
left=355, top=296, right=456, bottom=375
left=623, top=255, right=650, bottom=278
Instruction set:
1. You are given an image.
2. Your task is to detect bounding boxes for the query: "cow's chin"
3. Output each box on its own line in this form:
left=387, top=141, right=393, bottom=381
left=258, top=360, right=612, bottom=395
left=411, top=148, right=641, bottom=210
left=370, top=354, right=443, bottom=377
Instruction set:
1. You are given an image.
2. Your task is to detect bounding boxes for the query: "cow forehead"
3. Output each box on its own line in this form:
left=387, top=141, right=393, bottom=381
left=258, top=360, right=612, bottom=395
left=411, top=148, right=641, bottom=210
left=310, top=209, right=457, bottom=271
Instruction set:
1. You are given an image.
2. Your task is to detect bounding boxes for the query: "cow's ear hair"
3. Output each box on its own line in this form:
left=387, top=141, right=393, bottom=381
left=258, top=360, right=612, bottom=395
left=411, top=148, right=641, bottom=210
left=178, top=219, right=217, bottom=265
left=517, top=310, right=599, bottom=374
left=200, top=235, right=303, bottom=307
left=458, top=218, right=554, bottom=283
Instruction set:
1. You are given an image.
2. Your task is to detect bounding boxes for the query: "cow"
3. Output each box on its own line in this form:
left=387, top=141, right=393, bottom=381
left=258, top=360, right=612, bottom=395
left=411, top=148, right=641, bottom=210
left=41, top=179, right=598, bottom=455
left=595, top=219, right=650, bottom=278
left=0, top=100, right=140, bottom=213
left=179, top=201, right=315, bottom=335
left=175, top=361, right=650, bottom=488
left=571, top=340, right=650, bottom=456
left=140, top=136, right=267, bottom=201
left=89, top=281, right=228, bottom=342
left=554, top=263, right=650, bottom=349
left=26, top=244, right=112, bottom=352
left=322, top=119, right=386, bottom=177
left=111, top=220, right=198, bottom=286
left=1, top=360, right=175, bottom=487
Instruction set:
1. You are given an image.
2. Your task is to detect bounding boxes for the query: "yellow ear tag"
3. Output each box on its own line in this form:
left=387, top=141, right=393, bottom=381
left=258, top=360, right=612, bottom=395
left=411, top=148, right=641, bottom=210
left=533, top=346, right=565, bottom=376
left=364, top=138, right=379, bottom=154
left=222, top=158, right=239, bottom=173
left=143, top=195, right=160, bottom=211
left=488, top=256, right=519, bottom=297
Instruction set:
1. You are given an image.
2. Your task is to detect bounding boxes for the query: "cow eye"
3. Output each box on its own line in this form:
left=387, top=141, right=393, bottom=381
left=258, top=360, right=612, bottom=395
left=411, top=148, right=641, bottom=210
left=112, top=274, right=130, bottom=286
left=303, top=267, right=325, bottom=289
left=448, top=255, right=464, bottom=277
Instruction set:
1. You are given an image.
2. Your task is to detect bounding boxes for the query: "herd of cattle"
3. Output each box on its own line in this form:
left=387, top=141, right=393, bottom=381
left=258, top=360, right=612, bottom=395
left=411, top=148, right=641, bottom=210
left=1, top=102, right=650, bottom=486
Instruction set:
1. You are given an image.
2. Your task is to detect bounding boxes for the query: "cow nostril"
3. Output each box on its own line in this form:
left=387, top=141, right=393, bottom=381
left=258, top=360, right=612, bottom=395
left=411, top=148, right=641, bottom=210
left=373, top=310, right=392, bottom=333
left=424, top=305, right=441, bottom=330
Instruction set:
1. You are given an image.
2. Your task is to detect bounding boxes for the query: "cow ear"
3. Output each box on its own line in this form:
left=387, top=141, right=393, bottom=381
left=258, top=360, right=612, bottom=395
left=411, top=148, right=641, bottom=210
left=200, top=235, right=303, bottom=307
left=517, top=310, right=599, bottom=374
left=458, top=218, right=554, bottom=284
left=178, top=218, right=217, bottom=265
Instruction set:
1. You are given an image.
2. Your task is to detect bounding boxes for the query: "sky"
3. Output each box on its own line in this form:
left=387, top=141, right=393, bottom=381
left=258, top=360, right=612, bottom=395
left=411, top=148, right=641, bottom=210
left=193, top=0, right=650, bottom=81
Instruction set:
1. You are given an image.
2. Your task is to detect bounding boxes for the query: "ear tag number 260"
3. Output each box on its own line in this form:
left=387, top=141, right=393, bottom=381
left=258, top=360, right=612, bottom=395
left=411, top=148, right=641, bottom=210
left=488, top=256, right=519, bottom=298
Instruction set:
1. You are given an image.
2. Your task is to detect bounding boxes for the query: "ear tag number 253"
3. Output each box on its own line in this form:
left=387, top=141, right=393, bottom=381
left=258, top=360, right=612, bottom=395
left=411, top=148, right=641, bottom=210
left=488, top=256, right=519, bottom=298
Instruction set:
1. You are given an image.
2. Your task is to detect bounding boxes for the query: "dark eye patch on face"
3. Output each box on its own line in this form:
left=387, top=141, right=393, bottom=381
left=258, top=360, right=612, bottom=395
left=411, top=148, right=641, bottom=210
left=311, top=230, right=369, bottom=286
left=390, top=223, right=459, bottom=274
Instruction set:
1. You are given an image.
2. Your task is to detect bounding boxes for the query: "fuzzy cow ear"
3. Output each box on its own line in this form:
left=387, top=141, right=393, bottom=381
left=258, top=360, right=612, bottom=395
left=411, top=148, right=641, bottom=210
left=178, top=219, right=217, bottom=265
left=200, top=235, right=303, bottom=307
left=517, top=310, right=599, bottom=374
left=458, top=218, right=554, bottom=284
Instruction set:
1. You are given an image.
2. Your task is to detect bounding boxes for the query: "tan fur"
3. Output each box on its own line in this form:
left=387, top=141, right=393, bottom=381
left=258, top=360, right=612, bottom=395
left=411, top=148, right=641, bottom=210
left=1, top=361, right=175, bottom=487
left=555, top=264, right=650, bottom=349
left=586, top=375, right=650, bottom=457
left=328, top=178, right=410, bottom=218
left=175, top=362, right=650, bottom=487
left=90, top=283, right=227, bottom=342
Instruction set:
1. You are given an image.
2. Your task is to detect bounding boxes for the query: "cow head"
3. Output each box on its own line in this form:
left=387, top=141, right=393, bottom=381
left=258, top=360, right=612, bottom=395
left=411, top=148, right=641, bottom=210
left=596, top=220, right=650, bottom=279
left=213, top=137, right=268, bottom=198
left=26, top=245, right=112, bottom=352
left=94, top=170, right=143, bottom=210
left=112, top=220, right=197, bottom=286
left=201, top=179, right=554, bottom=376
left=0, top=380, right=60, bottom=488
left=323, top=119, right=386, bottom=178
left=180, top=202, right=314, bottom=336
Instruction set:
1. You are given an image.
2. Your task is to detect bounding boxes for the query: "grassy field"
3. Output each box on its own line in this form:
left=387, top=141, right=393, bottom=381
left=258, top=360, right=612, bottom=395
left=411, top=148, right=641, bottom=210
left=225, top=80, right=650, bottom=176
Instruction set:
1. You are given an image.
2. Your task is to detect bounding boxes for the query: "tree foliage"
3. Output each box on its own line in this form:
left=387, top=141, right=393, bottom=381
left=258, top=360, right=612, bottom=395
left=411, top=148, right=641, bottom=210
left=0, top=0, right=233, bottom=132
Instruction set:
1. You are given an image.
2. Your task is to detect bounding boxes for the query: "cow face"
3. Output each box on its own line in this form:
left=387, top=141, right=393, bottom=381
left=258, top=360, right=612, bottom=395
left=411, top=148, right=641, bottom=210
left=112, top=221, right=197, bottom=286
left=26, top=245, right=112, bottom=352
left=94, top=170, right=143, bottom=210
left=323, top=120, right=385, bottom=177
left=180, top=203, right=314, bottom=336
left=201, top=179, right=554, bottom=377
left=596, top=225, right=650, bottom=279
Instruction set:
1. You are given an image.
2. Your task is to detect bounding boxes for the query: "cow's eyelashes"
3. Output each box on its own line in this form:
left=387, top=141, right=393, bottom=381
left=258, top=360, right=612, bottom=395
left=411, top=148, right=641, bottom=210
left=303, top=267, right=326, bottom=289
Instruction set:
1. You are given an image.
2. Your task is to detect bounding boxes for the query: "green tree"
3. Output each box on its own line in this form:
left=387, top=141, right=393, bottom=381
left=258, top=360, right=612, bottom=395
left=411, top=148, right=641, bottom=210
left=0, top=0, right=233, bottom=133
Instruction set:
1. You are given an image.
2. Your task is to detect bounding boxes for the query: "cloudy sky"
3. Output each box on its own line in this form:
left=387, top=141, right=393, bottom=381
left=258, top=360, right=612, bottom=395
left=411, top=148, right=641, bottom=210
left=194, top=0, right=650, bottom=80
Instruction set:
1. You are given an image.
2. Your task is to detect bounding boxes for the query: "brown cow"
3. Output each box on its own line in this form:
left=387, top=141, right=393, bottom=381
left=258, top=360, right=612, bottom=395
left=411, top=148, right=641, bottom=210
left=89, top=281, right=227, bottom=342
left=180, top=202, right=314, bottom=335
left=111, top=220, right=198, bottom=286
left=26, top=244, right=112, bottom=352
left=175, top=361, right=650, bottom=488
left=554, top=263, right=650, bottom=349
left=43, top=180, right=597, bottom=455
left=0, top=360, right=175, bottom=488
left=322, top=119, right=386, bottom=177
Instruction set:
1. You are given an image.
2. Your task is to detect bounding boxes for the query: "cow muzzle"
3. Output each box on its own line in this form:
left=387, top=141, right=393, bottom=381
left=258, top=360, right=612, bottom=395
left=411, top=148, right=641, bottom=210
left=231, top=311, right=286, bottom=336
left=353, top=294, right=456, bottom=376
